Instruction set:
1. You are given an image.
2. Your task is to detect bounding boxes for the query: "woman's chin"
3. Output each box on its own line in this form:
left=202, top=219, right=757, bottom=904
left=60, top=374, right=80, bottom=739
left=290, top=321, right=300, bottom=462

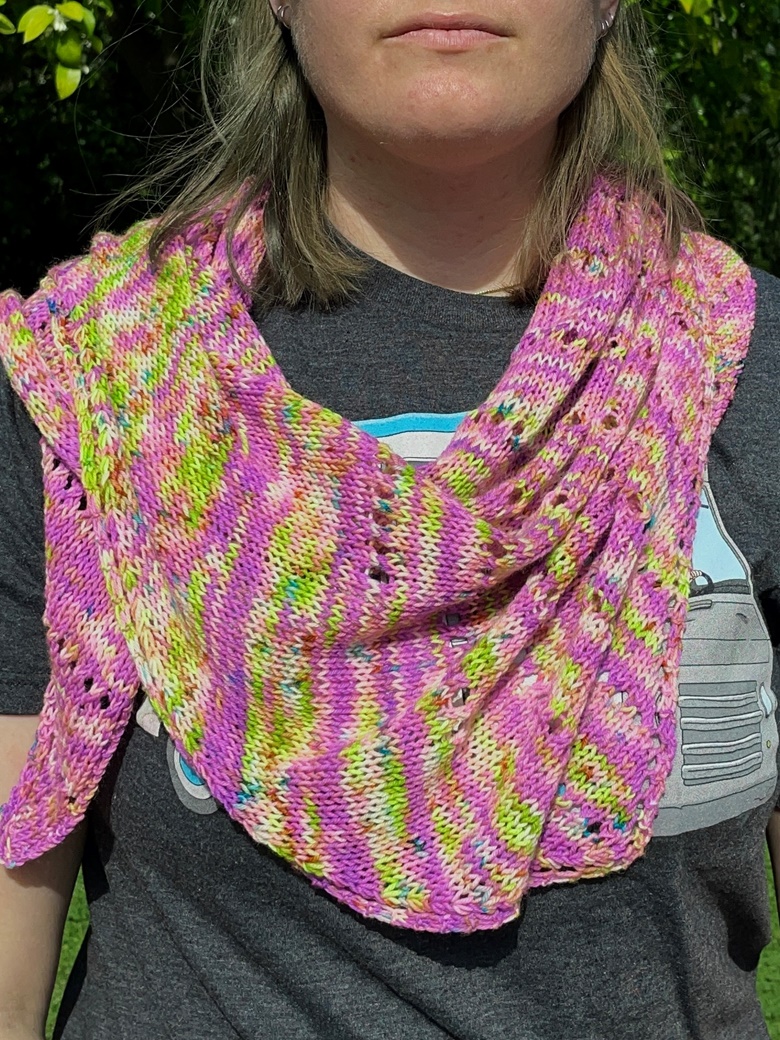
left=366, top=123, right=525, bottom=169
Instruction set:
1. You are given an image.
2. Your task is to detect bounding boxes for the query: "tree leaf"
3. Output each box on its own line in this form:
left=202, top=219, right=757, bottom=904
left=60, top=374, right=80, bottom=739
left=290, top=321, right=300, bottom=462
left=0, top=11, right=14, bottom=32
left=91, top=0, right=113, bottom=15
left=56, top=2, right=85, bottom=21
left=55, top=28, right=83, bottom=66
left=81, top=6, right=95, bottom=34
left=55, top=62, right=81, bottom=99
left=17, top=5, right=55, bottom=43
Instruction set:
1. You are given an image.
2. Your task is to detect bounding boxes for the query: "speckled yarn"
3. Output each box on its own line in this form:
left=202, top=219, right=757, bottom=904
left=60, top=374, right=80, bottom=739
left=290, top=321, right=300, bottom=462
left=0, top=174, right=756, bottom=933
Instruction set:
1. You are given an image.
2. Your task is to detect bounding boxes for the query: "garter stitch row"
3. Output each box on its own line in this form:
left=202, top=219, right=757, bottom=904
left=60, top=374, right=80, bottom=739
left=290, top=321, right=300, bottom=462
left=0, top=173, right=756, bottom=933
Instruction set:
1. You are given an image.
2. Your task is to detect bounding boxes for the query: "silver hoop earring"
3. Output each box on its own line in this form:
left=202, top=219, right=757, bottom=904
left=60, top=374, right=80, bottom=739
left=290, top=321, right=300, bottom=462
left=276, top=4, right=292, bottom=28
left=599, top=12, right=616, bottom=39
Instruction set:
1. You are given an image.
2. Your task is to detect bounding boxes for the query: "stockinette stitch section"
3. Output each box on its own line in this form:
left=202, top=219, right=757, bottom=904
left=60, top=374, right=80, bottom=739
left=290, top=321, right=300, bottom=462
left=0, top=174, right=756, bottom=933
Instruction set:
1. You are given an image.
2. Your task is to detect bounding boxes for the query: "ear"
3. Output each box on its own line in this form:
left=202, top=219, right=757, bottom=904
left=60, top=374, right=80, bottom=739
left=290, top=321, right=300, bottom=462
left=268, top=1, right=287, bottom=26
left=597, top=0, right=621, bottom=39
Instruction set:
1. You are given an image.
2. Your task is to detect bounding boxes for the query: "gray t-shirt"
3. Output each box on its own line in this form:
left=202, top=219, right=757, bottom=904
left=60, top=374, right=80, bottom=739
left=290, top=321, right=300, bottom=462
left=1, top=249, right=780, bottom=1040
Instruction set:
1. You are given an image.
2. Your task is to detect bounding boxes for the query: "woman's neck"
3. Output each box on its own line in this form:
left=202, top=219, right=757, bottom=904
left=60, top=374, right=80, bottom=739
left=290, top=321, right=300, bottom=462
left=325, top=120, right=557, bottom=296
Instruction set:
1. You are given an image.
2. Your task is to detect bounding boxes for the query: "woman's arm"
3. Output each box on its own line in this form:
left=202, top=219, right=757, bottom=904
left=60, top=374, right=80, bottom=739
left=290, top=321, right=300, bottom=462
left=767, top=808, right=780, bottom=915
left=0, top=714, right=86, bottom=1039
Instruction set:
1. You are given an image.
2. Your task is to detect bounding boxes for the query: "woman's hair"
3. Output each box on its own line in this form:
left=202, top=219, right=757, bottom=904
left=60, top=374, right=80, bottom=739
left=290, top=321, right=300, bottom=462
left=119, top=0, right=705, bottom=312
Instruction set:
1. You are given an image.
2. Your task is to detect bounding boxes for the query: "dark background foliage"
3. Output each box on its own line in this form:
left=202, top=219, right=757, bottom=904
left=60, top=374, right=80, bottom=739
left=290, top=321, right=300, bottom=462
left=0, top=0, right=202, bottom=294
left=0, top=0, right=778, bottom=296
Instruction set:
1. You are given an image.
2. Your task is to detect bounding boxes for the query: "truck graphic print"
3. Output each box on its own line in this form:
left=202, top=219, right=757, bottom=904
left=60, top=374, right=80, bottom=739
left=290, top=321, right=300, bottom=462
left=135, top=413, right=778, bottom=833
left=357, top=414, right=779, bottom=837
left=652, top=468, right=778, bottom=836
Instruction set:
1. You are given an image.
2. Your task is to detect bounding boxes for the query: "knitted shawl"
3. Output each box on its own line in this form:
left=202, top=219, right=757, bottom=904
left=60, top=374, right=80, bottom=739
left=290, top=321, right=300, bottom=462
left=0, top=174, right=756, bottom=933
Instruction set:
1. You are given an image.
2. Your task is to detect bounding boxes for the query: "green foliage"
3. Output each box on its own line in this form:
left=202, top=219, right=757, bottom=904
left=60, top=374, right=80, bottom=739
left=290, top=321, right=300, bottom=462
left=4, top=0, right=107, bottom=96
left=645, top=0, right=780, bottom=274
left=0, top=0, right=777, bottom=294
left=0, top=0, right=202, bottom=295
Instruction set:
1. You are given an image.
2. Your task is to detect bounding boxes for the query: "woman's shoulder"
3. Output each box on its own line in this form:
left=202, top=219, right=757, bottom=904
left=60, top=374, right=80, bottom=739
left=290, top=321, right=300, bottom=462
left=747, top=264, right=780, bottom=365
left=11, top=205, right=228, bottom=322
left=1, top=217, right=161, bottom=329
left=717, top=264, right=780, bottom=444
left=751, top=263, right=780, bottom=313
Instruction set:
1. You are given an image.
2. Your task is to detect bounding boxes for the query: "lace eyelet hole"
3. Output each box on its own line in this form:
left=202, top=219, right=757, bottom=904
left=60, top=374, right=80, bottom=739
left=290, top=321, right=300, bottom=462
left=367, top=566, right=390, bottom=584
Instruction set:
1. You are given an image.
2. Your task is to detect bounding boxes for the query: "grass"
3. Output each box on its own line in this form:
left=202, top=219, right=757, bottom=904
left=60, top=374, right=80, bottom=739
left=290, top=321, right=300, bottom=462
left=46, top=854, right=780, bottom=1040
left=760, top=847, right=780, bottom=1037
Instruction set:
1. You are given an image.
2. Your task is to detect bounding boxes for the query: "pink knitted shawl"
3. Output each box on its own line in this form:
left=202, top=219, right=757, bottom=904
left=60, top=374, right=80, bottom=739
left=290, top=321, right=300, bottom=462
left=0, top=174, right=756, bottom=933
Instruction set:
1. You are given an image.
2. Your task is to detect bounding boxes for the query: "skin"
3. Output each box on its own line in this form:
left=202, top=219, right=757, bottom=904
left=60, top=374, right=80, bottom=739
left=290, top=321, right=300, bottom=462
left=269, top=0, right=620, bottom=294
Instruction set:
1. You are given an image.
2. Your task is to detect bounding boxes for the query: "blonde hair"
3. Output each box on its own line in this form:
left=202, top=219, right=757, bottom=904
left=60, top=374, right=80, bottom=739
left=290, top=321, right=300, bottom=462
left=120, top=0, right=704, bottom=312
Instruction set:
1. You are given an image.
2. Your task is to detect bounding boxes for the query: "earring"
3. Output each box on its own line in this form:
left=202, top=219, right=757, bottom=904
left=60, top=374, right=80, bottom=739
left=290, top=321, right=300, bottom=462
left=599, top=10, right=616, bottom=39
left=275, top=4, right=292, bottom=28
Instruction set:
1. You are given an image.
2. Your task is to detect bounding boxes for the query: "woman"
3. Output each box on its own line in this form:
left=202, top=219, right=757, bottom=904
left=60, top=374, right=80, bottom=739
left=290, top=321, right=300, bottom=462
left=1, top=1, right=779, bottom=1038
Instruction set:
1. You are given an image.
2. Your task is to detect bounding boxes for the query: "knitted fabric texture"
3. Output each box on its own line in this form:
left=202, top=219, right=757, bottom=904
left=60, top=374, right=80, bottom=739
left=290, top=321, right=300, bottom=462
left=0, top=174, right=756, bottom=933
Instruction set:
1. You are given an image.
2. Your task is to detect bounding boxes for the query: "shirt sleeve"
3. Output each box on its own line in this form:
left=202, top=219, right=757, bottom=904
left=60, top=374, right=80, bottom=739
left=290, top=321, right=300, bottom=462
left=745, top=269, right=780, bottom=811
left=750, top=267, right=780, bottom=654
left=0, top=362, right=50, bottom=713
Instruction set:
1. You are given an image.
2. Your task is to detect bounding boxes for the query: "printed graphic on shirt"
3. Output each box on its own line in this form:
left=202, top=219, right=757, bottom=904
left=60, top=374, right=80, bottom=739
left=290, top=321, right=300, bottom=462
left=653, top=467, right=778, bottom=836
left=133, top=413, right=777, bottom=833
left=365, top=417, right=778, bottom=835
left=165, top=738, right=219, bottom=815
left=135, top=691, right=218, bottom=815
left=353, top=411, right=470, bottom=467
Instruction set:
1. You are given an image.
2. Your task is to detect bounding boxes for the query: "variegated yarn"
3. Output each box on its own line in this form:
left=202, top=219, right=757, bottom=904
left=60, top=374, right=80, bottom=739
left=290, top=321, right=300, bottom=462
left=0, top=173, right=756, bottom=933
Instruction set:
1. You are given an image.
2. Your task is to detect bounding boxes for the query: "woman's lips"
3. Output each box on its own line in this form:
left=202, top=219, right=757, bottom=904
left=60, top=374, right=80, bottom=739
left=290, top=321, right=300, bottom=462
left=389, top=27, right=505, bottom=49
